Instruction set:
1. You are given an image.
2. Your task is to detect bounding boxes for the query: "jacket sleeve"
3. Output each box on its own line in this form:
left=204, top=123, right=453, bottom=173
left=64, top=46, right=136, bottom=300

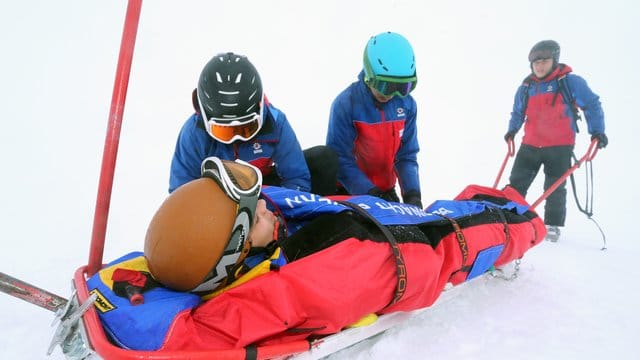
left=395, top=101, right=421, bottom=196
left=326, top=93, right=375, bottom=194
left=507, top=85, right=527, bottom=133
left=168, top=115, right=210, bottom=193
left=270, top=109, right=311, bottom=192
left=567, top=74, right=605, bottom=135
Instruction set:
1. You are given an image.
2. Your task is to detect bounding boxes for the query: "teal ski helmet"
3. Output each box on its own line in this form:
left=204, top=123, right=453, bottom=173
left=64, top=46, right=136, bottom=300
left=363, top=32, right=417, bottom=97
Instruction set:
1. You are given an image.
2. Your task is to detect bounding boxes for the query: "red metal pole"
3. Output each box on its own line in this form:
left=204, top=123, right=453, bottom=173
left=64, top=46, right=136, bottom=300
left=87, top=0, right=143, bottom=276
left=492, top=139, right=515, bottom=189
left=0, top=272, right=67, bottom=312
left=530, top=139, right=600, bottom=210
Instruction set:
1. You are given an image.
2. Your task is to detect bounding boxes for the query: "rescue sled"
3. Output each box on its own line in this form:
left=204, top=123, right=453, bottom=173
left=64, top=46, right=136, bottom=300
left=0, top=1, right=602, bottom=359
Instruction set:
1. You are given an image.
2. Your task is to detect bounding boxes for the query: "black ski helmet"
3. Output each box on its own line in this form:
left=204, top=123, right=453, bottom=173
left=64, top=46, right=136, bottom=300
left=528, top=40, right=560, bottom=65
left=197, top=52, right=264, bottom=141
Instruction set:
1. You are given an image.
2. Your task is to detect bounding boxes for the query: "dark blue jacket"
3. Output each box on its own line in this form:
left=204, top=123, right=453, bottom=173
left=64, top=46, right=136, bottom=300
left=169, top=102, right=310, bottom=193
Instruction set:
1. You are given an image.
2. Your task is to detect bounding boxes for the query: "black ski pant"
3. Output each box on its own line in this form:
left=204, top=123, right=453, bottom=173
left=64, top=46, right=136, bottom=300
left=508, top=144, right=573, bottom=227
left=263, top=145, right=338, bottom=196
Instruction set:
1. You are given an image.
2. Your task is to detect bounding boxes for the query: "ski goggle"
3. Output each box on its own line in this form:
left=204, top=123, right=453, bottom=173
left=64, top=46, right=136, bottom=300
left=363, top=53, right=417, bottom=97
left=198, top=98, right=264, bottom=144
left=193, top=157, right=263, bottom=292
left=366, top=75, right=417, bottom=97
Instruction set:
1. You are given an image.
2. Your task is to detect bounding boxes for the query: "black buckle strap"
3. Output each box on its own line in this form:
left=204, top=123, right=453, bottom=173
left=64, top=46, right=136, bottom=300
left=434, top=214, right=469, bottom=272
left=490, top=207, right=511, bottom=249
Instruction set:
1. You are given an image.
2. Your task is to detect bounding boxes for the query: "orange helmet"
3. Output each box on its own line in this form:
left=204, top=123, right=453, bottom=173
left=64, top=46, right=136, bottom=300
left=144, top=157, right=262, bottom=292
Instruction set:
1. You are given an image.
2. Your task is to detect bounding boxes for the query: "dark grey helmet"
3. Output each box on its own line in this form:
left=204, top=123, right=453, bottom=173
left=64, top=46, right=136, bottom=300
left=528, top=40, right=560, bottom=64
left=197, top=52, right=263, bottom=122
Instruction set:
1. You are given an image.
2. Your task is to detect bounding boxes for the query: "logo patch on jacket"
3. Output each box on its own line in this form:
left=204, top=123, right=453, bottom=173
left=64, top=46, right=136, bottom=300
left=396, top=107, right=406, bottom=117
left=252, top=142, right=263, bottom=154
left=547, top=84, right=554, bottom=92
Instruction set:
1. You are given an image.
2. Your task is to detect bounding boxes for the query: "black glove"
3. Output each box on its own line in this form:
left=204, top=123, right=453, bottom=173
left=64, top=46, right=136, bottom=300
left=403, top=190, right=423, bottom=209
left=504, top=130, right=516, bottom=142
left=368, top=187, right=400, bottom=202
left=591, top=133, right=608, bottom=149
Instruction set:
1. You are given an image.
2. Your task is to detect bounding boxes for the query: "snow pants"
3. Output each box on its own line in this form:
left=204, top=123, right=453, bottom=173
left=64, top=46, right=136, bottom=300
left=508, top=144, right=573, bottom=226
left=263, top=145, right=338, bottom=196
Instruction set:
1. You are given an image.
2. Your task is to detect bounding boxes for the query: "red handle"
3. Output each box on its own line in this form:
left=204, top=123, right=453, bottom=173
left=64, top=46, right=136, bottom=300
left=492, top=138, right=515, bottom=189
left=530, top=139, right=600, bottom=210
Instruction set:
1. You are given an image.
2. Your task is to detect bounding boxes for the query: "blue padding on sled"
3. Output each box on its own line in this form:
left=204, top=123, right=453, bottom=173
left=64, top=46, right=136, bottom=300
left=467, top=245, right=504, bottom=280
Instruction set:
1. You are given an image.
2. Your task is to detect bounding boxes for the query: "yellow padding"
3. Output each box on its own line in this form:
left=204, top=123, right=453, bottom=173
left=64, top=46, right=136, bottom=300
left=346, top=313, right=378, bottom=328
left=98, top=256, right=151, bottom=289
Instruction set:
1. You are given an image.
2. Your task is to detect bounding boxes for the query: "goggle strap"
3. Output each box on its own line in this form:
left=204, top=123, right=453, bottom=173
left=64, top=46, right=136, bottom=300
left=201, top=157, right=262, bottom=203
left=211, top=239, right=252, bottom=292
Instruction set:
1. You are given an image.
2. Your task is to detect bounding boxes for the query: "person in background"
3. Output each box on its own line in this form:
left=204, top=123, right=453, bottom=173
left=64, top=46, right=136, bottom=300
left=326, top=32, right=422, bottom=208
left=504, top=40, right=607, bottom=242
left=169, top=52, right=337, bottom=195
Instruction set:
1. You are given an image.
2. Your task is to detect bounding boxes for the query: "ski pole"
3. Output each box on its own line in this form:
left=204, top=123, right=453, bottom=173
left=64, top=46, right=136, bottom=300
left=0, top=271, right=67, bottom=312
left=530, top=139, right=599, bottom=210
left=492, top=138, right=515, bottom=189
left=87, top=0, right=143, bottom=277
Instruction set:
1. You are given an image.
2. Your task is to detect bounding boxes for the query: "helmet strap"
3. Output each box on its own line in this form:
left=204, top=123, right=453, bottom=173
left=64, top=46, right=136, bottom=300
left=191, top=88, right=200, bottom=114
left=212, top=239, right=252, bottom=291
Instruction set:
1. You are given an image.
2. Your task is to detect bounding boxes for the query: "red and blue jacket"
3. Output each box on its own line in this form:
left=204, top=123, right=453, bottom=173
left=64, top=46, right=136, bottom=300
left=326, top=71, right=421, bottom=196
left=169, top=100, right=310, bottom=193
left=507, top=64, right=605, bottom=147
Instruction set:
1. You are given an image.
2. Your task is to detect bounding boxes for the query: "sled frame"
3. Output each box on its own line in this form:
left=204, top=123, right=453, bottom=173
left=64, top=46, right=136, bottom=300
left=492, top=138, right=600, bottom=210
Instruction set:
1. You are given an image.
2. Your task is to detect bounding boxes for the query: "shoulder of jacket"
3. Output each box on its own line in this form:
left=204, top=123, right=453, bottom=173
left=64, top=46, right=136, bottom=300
left=263, top=104, right=283, bottom=123
left=337, top=81, right=360, bottom=100
left=182, top=113, right=207, bottom=134
left=563, top=72, right=586, bottom=83
left=521, top=74, right=534, bottom=87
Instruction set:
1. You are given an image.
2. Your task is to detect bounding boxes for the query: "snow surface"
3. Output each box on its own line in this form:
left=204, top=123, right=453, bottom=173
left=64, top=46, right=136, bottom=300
left=1, top=1, right=639, bottom=359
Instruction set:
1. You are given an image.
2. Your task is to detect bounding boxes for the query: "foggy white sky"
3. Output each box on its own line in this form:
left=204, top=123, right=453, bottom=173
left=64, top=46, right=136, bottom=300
left=1, top=1, right=639, bottom=359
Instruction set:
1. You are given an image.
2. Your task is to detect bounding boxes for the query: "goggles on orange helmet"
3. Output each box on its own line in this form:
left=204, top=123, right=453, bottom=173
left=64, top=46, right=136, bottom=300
left=192, top=157, right=262, bottom=292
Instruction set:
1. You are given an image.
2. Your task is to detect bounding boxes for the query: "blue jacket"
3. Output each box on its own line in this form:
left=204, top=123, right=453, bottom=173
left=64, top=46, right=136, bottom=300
left=169, top=102, right=310, bottom=193
left=507, top=64, right=605, bottom=147
left=326, top=71, right=421, bottom=197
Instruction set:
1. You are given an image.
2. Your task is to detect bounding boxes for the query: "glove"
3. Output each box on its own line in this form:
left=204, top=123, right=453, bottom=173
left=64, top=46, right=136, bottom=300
left=504, top=130, right=516, bottom=142
left=368, top=187, right=400, bottom=203
left=591, top=133, right=608, bottom=149
left=403, top=190, right=423, bottom=209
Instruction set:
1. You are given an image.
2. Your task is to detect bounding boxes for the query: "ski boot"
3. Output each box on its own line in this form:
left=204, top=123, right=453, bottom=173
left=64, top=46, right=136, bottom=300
left=545, top=225, right=561, bottom=242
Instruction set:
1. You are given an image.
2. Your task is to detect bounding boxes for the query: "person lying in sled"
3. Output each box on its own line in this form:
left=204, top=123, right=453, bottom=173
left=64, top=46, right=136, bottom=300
left=87, top=157, right=545, bottom=352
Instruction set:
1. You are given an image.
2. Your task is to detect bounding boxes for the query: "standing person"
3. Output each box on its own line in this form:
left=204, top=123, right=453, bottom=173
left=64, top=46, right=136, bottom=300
left=504, top=40, right=607, bottom=242
left=326, top=32, right=422, bottom=208
left=169, top=52, right=337, bottom=195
